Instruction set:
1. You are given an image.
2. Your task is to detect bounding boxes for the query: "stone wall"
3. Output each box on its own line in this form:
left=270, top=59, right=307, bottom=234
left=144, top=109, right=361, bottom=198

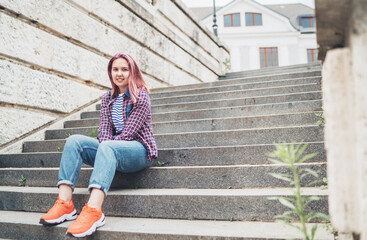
left=0, top=0, right=229, bottom=150
left=316, top=0, right=367, bottom=239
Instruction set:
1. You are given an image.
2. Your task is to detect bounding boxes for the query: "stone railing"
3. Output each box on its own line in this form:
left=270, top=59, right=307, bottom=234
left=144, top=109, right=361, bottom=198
left=316, top=0, right=367, bottom=239
left=0, top=0, right=229, bottom=149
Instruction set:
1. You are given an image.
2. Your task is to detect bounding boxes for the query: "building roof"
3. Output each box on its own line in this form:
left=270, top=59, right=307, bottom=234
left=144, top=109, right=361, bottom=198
left=265, top=4, right=314, bottom=30
left=189, top=6, right=223, bottom=20
left=189, top=2, right=314, bottom=30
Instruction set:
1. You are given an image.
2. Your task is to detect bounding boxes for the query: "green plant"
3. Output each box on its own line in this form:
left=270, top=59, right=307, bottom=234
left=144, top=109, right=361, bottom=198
left=323, top=222, right=338, bottom=236
left=315, top=108, right=325, bottom=127
left=66, top=133, right=71, bottom=137
left=19, top=175, right=27, bottom=187
left=267, top=142, right=329, bottom=240
left=223, top=58, right=231, bottom=71
left=320, top=177, right=328, bottom=190
left=89, top=128, right=98, bottom=138
left=132, top=183, right=140, bottom=189
left=57, top=147, right=62, bottom=152
left=157, top=161, right=167, bottom=167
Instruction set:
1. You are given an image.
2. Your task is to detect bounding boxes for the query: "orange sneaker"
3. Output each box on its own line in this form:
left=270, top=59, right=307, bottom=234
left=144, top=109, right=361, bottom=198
left=66, top=204, right=105, bottom=238
left=39, top=197, right=77, bottom=225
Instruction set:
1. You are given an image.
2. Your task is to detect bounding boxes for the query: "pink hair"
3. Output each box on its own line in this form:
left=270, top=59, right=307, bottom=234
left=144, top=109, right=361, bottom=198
left=107, top=53, right=149, bottom=103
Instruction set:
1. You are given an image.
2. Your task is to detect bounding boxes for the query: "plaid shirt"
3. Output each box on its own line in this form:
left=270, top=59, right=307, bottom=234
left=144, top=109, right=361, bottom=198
left=98, top=89, right=158, bottom=161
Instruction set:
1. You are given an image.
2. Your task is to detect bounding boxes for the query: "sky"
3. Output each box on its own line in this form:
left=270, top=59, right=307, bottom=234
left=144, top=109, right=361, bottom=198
left=181, top=0, right=315, bottom=8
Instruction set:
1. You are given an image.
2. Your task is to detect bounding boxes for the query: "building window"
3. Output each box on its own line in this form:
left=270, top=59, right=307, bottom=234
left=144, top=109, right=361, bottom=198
left=307, top=49, right=318, bottom=63
left=260, top=47, right=278, bottom=68
left=300, top=17, right=315, bottom=28
left=246, top=13, right=262, bottom=26
left=224, top=13, right=241, bottom=27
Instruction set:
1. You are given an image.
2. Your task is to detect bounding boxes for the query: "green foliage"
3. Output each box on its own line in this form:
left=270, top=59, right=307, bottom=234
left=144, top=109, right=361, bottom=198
left=267, top=142, right=330, bottom=240
left=223, top=58, right=231, bottom=72
left=19, top=175, right=27, bottom=187
left=66, top=133, right=71, bottom=137
left=89, top=128, right=98, bottom=138
left=315, top=108, right=325, bottom=127
left=132, top=183, right=140, bottom=189
left=324, top=222, right=338, bottom=236
left=157, top=161, right=167, bottom=167
left=57, top=147, right=62, bottom=152
left=320, top=177, right=328, bottom=190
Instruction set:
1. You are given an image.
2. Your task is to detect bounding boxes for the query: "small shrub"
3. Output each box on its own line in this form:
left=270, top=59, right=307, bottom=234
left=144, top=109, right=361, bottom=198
left=315, top=108, right=325, bottom=127
left=267, top=142, right=329, bottom=240
left=19, top=175, right=27, bottom=187
left=89, top=128, right=98, bottom=138
left=157, top=161, right=167, bottom=167
left=223, top=58, right=231, bottom=72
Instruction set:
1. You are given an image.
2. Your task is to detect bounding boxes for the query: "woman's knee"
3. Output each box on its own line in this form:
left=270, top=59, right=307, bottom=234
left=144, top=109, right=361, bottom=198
left=96, top=141, right=117, bottom=163
left=65, top=134, right=97, bottom=149
left=98, top=141, right=114, bottom=151
left=66, top=134, right=87, bottom=145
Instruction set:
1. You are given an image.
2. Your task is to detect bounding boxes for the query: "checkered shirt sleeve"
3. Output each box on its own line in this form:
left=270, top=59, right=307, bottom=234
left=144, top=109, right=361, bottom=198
left=98, top=91, right=114, bottom=142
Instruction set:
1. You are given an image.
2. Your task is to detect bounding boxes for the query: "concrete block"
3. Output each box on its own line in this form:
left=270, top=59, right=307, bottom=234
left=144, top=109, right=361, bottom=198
left=1, top=0, right=216, bottom=72
left=0, top=12, right=109, bottom=88
left=0, top=59, right=104, bottom=113
left=66, top=0, right=219, bottom=83
left=0, top=107, right=55, bottom=146
left=323, top=48, right=360, bottom=233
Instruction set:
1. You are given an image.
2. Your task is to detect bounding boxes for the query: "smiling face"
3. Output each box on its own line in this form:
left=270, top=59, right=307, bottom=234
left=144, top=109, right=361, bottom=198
left=111, top=58, right=130, bottom=93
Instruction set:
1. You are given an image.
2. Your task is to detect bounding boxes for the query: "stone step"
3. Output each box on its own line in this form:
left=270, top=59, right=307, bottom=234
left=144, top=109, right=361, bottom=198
left=147, top=76, right=321, bottom=99
left=150, top=70, right=321, bottom=93
left=0, top=142, right=326, bottom=167
left=224, top=63, right=321, bottom=79
left=46, top=112, right=321, bottom=139
left=82, top=100, right=322, bottom=121
left=150, top=84, right=320, bottom=105
left=0, top=186, right=328, bottom=221
left=0, top=162, right=326, bottom=189
left=64, top=104, right=321, bottom=128
left=96, top=90, right=321, bottom=113
left=23, top=126, right=323, bottom=152
left=64, top=118, right=100, bottom=128
left=71, top=97, right=322, bottom=126
left=151, top=91, right=321, bottom=114
left=0, top=210, right=334, bottom=240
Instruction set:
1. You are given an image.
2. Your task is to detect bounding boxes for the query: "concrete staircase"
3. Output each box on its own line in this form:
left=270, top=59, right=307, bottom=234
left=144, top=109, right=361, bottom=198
left=0, top=65, right=333, bottom=239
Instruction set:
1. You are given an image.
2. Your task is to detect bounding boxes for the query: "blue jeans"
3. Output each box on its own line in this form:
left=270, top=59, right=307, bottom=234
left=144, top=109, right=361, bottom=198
left=57, top=134, right=153, bottom=195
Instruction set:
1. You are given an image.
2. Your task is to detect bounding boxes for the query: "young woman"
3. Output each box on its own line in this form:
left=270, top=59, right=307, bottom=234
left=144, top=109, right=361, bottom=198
left=39, top=53, right=158, bottom=237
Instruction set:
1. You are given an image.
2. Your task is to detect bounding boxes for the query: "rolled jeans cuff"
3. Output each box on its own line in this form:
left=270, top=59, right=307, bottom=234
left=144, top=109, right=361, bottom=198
left=88, top=184, right=108, bottom=196
left=57, top=180, right=75, bottom=191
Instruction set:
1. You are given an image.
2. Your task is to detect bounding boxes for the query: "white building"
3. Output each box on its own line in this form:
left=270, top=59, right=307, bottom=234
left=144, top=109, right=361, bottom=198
left=191, top=0, right=318, bottom=72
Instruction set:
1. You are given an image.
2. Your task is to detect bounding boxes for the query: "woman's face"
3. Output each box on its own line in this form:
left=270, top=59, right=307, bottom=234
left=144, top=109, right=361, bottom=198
left=111, top=58, right=130, bottom=93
